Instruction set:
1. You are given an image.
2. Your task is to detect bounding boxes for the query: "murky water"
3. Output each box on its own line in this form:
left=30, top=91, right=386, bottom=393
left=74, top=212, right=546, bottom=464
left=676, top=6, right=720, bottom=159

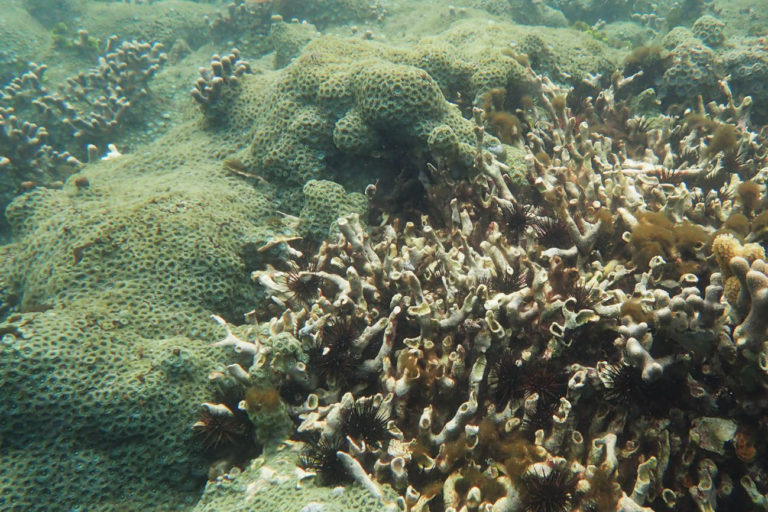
left=1, top=1, right=767, bottom=510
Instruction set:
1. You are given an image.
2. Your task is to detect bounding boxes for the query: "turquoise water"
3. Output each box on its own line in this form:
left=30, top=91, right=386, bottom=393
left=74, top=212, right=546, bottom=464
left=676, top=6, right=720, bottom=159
left=1, top=1, right=768, bottom=510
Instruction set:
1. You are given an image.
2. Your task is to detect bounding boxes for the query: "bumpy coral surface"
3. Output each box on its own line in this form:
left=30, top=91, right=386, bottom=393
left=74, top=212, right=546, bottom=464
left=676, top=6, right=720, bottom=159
left=0, top=85, right=278, bottom=510
left=692, top=15, right=727, bottom=47
left=299, top=179, right=367, bottom=240
left=238, top=31, right=504, bottom=211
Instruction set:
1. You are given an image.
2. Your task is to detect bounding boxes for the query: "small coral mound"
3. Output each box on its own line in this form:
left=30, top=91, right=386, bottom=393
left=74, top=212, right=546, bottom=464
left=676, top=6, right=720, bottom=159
left=692, top=15, right=726, bottom=48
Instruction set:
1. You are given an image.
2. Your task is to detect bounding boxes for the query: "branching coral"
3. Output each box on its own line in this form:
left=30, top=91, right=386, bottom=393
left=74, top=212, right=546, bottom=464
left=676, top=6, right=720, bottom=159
left=208, top=56, right=768, bottom=512
left=0, top=37, right=167, bottom=208
left=191, top=49, right=252, bottom=119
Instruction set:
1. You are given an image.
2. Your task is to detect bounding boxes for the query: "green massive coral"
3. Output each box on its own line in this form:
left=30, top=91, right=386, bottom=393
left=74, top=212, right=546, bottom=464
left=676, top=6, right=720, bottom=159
left=233, top=22, right=577, bottom=213
left=0, top=101, right=277, bottom=510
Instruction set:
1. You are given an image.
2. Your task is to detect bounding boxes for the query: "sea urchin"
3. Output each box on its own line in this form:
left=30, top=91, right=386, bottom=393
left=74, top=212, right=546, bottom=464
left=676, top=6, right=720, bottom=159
left=498, top=198, right=539, bottom=241
left=282, top=268, right=321, bottom=305
left=341, top=399, right=391, bottom=447
left=309, top=317, right=364, bottom=385
left=299, top=435, right=350, bottom=485
left=597, top=361, right=676, bottom=416
left=487, top=350, right=520, bottom=407
left=517, top=462, right=578, bottom=512
left=192, top=406, right=251, bottom=454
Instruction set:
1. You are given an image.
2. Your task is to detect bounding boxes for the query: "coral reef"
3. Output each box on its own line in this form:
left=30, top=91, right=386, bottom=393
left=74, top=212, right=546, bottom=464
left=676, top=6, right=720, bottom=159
left=0, top=100, right=82, bottom=213
left=77, top=0, right=217, bottom=49
left=269, top=20, right=320, bottom=69
left=0, top=147, right=276, bottom=507
left=547, top=0, right=658, bottom=24
left=202, top=0, right=383, bottom=54
left=272, top=0, right=386, bottom=30
left=59, top=38, right=167, bottom=141
left=206, top=0, right=273, bottom=50
left=660, top=38, right=722, bottom=104
left=193, top=443, right=401, bottom=512
left=0, top=4, right=48, bottom=79
left=692, top=15, right=726, bottom=47
left=721, top=40, right=768, bottom=117
left=299, top=179, right=367, bottom=241
left=220, top=19, right=617, bottom=215
left=208, top=49, right=768, bottom=512
left=614, top=19, right=768, bottom=120
left=232, top=29, right=529, bottom=212
left=23, top=0, right=84, bottom=27
left=4, top=2, right=768, bottom=512
left=506, top=0, right=568, bottom=26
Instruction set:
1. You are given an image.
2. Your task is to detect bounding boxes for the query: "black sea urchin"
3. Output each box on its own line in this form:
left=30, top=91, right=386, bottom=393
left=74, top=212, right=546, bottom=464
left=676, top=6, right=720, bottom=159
left=517, top=462, right=578, bottom=512
left=487, top=350, right=520, bottom=407
left=192, top=386, right=260, bottom=462
left=488, top=355, right=567, bottom=409
left=598, top=361, right=674, bottom=416
left=567, top=282, right=599, bottom=312
left=533, top=217, right=571, bottom=248
left=499, top=199, right=539, bottom=241
left=192, top=407, right=251, bottom=454
left=599, top=362, right=650, bottom=403
left=341, top=399, right=391, bottom=447
left=604, top=358, right=694, bottom=417
left=494, top=261, right=529, bottom=293
left=309, top=317, right=363, bottom=385
left=283, top=269, right=321, bottom=305
left=299, top=435, right=350, bottom=485
left=521, top=360, right=569, bottom=406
